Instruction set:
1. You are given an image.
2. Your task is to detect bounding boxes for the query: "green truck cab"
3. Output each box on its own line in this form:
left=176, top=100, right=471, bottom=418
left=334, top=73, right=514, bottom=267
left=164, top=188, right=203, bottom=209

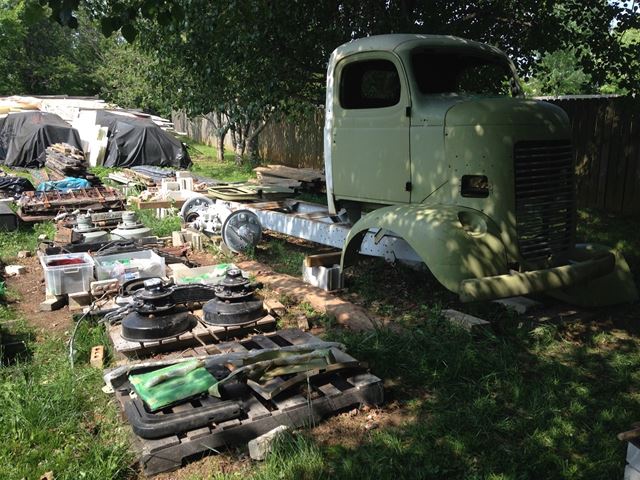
left=325, top=34, right=637, bottom=306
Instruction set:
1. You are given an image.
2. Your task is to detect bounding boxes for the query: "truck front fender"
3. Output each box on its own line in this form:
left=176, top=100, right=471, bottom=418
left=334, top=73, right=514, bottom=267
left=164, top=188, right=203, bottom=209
left=340, top=204, right=509, bottom=293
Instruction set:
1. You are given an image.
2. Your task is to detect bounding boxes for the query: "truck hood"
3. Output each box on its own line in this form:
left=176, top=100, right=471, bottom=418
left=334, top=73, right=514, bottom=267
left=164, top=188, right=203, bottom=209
left=445, top=97, right=569, bottom=128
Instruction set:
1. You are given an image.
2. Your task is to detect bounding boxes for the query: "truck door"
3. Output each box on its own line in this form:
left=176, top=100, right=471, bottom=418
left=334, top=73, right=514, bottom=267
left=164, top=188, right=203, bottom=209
left=331, top=52, right=411, bottom=205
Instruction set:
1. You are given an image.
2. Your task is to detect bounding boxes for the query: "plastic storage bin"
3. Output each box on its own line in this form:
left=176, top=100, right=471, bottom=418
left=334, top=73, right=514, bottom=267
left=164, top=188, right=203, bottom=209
left=95, top=250, right=166, bottom=283
left=40, top=253, right=95, bottom=295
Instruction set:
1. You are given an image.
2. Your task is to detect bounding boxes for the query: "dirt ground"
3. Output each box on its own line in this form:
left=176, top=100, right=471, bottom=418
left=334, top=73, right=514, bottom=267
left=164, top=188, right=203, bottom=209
left=4, top=248, right=410, bottom=479
left=4, top=255, right=74, bottom=336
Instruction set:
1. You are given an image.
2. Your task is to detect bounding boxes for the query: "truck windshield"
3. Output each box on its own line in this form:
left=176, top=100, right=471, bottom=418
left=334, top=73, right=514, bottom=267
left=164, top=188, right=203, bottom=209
left=411, top=48, right=516, bottom=96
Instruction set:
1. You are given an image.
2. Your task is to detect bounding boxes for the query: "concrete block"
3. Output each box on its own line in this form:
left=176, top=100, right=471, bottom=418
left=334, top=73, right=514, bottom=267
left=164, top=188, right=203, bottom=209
left=628, top=441, right=640, bottom=471
left=160, top=180, right=180, bottom=192
left=90, top=279, right=119, bottom=297
left=68, top=292, right=92, bottom=311
left=625, top=464, right=640, bottom=480
left=302, top=264, right=343, bottom=291
left=17, top=250, right=32, bottom=258
left=248, top=425, right=289, bottom=460
left=5, top=265, right=26, bottom=276
left=442, top=309, right=491, bottom=332
left=493, top=296, right=542, bottom=314
left=172, top=231, right=185, bottom=247
left=39, top=294, right=67, bottom=311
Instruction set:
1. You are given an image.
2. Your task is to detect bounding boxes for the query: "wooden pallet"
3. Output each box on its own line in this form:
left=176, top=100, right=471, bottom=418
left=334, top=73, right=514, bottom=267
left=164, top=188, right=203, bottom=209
left=115, top=329, right=383, bottom=476
left=109, top=314, right=277, bottom=359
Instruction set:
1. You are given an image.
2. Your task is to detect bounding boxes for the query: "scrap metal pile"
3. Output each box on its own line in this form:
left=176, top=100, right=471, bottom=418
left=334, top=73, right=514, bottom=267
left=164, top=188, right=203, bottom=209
left=17, top=186, right=126, bottom=221
left=29, top=208, right=380, bottom=475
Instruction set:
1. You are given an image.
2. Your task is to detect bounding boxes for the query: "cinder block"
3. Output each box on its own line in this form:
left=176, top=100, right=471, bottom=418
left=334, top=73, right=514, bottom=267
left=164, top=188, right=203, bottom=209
left=628, top=441, right=640, bottom=471
left=5, top=265, right=26, bottom=276
left=248, top=425, right=289, bottom=460
left=625, top=464, right=640, bottom=480
left=69, top=292, right=92, bottom=311
left=90, top=279, right=119, bottom=297
left=39, top=294, right=67, bottom=311
left=302, top=264, right=343, bottom=291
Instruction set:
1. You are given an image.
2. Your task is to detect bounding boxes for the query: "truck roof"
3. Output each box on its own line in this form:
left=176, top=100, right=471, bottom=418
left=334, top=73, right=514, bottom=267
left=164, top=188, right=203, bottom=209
left=331, top=34, right=507, bottom=62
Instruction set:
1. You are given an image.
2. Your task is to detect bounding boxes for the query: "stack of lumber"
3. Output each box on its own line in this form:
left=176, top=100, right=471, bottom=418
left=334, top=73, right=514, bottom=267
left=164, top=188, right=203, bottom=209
left=45, top=143, right=98, bottom=184
left=253, top=164, right=325, bottom=192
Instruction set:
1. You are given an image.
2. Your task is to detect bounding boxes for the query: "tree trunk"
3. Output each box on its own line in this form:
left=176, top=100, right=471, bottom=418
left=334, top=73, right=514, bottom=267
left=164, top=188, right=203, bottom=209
left=216, top=135, right=225, bottom=162
left=203, top=112, right=230, bottom=162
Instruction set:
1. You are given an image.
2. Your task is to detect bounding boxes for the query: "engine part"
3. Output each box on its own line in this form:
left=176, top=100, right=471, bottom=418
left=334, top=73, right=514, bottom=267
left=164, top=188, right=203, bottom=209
left=121, top=278, right=198, bottom=342
left=202, top=269, right=264, bottom=326
left=180, top=196, right=262, bottom=253
left=221, top=209, right=262, bottom=253
left=111, top=211, right=152, bottom=240
left=73, top=213, right=109, bottom=243
left=180, top=195, right=215, bottom=222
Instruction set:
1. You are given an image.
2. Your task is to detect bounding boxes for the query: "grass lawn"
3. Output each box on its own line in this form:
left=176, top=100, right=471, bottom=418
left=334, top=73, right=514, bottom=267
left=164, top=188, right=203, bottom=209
left=0, top=141, right=639, bottom=479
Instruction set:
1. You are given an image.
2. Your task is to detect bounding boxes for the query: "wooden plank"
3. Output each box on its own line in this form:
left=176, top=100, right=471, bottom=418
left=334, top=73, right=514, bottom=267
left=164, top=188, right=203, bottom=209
left=623, top=102, right=640, bottom=215
left=604, top=99, right=625, bottom=212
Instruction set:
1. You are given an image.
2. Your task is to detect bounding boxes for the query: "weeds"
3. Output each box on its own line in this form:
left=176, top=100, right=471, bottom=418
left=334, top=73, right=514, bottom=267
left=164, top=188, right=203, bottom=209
left=0, top=222, right=55, bottom=259
left=0, top=309, right=132, bottom=480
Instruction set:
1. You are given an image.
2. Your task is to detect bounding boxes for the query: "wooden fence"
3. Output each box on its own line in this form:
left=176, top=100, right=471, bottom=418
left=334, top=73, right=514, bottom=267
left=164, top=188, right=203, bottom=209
left=173, top=95, right=640, bottom=215
left=546, top=96, right=640, bottom=215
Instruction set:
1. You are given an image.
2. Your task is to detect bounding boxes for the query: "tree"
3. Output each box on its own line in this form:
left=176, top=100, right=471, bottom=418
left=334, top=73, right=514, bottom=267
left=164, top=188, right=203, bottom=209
left=0, top=1, right=102, bottom=96
left=96, top=40, right=172, bottom=116
left=523, top=49, right=593, bottom=96
left=41, top=0, right=640, bottom=163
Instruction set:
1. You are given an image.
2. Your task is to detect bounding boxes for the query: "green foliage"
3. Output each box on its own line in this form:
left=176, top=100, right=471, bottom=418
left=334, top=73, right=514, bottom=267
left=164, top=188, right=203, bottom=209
left=134, top=208, right=182, bottom=237
left=523, top=49, right=593, bottom=96
left=96, top=39, right=173, bottom=116
left=0, top=222, right=55, bottom=259
left=0, top=310, right=132, bottom=479
left=0, top=1, right=102, bottom=96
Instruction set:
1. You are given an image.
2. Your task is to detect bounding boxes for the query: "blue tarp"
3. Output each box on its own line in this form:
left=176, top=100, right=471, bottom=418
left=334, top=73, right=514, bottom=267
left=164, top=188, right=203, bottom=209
left=36, top=177, right=91, bottom=192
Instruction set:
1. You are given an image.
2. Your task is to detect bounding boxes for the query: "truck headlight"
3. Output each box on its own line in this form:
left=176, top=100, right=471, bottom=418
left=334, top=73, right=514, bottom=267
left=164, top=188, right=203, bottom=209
left=461, top=175, right=489, bottom=198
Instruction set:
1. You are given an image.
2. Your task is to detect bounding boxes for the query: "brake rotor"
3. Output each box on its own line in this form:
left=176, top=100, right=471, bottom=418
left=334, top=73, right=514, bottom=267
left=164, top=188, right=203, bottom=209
left=221, top=209, right=262, bottom=253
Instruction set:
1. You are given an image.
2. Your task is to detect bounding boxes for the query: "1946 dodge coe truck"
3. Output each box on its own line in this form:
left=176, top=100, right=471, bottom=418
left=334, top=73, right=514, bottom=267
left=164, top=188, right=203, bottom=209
left=325, top=34, right=638, bottom=306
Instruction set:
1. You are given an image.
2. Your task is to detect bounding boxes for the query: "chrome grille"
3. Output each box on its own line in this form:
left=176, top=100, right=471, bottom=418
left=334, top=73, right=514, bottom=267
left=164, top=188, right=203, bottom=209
left=513, top=140, right=575, bottom=263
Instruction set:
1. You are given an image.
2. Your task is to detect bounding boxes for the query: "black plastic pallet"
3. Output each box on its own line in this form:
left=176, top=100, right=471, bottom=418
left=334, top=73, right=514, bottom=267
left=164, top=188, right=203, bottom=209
left=115, top=329, right=383, bottom=476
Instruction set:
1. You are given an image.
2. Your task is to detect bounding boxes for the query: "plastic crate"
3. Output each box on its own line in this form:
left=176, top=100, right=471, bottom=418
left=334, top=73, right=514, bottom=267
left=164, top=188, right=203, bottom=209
left=40, top=253, right=95, bottom=295
left=95, top=249, right=166, bottom=283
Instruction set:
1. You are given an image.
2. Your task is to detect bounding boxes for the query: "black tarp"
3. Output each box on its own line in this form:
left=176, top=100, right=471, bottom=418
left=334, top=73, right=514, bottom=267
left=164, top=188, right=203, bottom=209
left=0, top=112, right=82, bottom=168
left=95, top=111, right=191, bottom=168
left=0, top=176, right=35, bottom=196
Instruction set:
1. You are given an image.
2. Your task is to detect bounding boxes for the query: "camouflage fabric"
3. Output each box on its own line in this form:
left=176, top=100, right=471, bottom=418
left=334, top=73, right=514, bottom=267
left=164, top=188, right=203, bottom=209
left=130, top=360, right=217, bottom=411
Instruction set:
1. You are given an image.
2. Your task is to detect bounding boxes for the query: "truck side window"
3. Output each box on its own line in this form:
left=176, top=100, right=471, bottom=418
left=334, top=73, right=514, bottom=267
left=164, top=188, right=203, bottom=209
left=340, top=59, right=401, bottom=109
